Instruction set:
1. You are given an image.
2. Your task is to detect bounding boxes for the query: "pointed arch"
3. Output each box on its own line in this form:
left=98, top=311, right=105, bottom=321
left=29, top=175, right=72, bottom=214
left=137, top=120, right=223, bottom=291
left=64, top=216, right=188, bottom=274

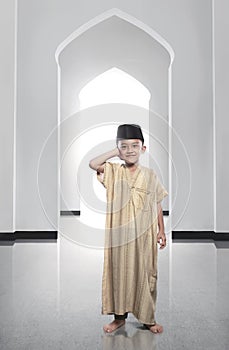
left=55, top=8, right=174, bottom=65
left=79, top=67, right=151, bottom=109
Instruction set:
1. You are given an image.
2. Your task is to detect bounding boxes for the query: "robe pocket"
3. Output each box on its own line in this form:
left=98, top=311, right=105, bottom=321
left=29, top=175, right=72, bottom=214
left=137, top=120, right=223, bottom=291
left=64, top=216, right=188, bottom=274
left=149, top=275, right=157, bottom=292
left=134, top=188, right=152, bottom=211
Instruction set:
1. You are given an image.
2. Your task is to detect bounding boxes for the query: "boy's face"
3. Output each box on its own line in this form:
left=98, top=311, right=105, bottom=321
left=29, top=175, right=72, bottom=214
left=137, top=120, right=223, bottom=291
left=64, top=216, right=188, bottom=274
left=117, top=139, right=146, bottom=165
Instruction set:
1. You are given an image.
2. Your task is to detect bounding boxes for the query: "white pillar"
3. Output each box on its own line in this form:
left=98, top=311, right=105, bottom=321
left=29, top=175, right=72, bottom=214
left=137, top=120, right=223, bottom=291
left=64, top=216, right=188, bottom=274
left=0, top=0, right=17, bottom=233
left=213, top=0, right=229, bottom=232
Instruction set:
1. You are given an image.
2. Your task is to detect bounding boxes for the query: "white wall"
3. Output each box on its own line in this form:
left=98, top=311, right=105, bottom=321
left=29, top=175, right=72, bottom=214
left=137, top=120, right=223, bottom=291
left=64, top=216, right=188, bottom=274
left=169, top=1, right=213, bottom=231
left=0, top=0, right=16, bottom=232
left=16, top=0, right=59, bottom=230
left=214, top=0, right=229, bottom=232
left=1, top=0, right=228, bottom=233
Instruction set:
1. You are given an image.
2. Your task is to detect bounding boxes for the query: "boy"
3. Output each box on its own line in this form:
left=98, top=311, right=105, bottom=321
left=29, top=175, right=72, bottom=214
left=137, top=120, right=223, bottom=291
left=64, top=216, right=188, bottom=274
left=89, top=124, right=168, bottom=334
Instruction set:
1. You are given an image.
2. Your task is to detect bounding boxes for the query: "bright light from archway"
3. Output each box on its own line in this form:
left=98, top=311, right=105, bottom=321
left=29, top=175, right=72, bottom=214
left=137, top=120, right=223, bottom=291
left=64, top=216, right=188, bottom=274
left=79, top=67, right=151, bottom=109
left=78, top=67, right=150, bottom=229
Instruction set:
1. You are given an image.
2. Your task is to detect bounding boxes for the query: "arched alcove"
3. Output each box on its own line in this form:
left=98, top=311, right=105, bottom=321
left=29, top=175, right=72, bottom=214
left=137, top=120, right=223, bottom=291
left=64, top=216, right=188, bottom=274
left=55, top=8, right=174, bottom=65
left=56, top=8, right=174, bottom=240
left=57, top=13, right=171, bottom=119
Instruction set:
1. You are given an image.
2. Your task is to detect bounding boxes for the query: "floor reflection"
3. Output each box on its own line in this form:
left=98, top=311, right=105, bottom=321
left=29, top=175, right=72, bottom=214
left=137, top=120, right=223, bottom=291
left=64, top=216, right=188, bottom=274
left=102, top=322, right=157, bottom=350
left=0, top=232, right=229, bottom=349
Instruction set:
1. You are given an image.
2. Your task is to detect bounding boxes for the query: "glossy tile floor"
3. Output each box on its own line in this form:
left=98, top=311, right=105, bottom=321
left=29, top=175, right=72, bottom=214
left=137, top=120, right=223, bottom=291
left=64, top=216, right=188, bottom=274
left=0, top=221, right=229, bottom=349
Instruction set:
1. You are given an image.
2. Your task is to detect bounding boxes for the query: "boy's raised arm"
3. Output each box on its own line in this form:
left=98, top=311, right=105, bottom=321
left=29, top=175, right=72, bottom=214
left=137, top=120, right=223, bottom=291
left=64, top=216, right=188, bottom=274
left=89, top=148, right=120, bottom=173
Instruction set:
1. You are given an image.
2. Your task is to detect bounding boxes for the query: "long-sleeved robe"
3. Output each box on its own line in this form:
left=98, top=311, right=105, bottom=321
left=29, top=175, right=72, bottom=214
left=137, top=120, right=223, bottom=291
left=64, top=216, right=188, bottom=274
left=97, top=162, right=168, bottom=325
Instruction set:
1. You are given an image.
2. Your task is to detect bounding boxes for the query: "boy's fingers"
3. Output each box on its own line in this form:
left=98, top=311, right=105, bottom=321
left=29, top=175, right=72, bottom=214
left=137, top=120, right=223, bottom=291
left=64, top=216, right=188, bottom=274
left=159, top=236, right=166, bottom=249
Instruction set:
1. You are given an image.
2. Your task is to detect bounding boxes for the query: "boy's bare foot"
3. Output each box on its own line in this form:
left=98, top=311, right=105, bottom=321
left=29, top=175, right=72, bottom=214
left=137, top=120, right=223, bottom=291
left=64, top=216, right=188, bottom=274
left=103, top=319, right=125, bottom=333
left=144, top=323, right=163, bottom=333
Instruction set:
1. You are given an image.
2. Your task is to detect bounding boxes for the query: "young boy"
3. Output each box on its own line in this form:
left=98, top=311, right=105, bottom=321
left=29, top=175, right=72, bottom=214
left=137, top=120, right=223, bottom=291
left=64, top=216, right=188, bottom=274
left=89, top=124, right=168, bottom=334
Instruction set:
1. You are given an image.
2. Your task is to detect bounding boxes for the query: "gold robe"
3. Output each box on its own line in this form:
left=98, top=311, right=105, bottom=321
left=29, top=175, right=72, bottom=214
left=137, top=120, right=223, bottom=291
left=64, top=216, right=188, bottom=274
left=97, top=162, right=168, bottom=325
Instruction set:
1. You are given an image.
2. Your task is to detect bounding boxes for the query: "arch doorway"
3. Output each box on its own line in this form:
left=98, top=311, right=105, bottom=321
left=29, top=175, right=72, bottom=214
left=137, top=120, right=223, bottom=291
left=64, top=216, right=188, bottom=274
left=56, top=9, right=173, bottom=245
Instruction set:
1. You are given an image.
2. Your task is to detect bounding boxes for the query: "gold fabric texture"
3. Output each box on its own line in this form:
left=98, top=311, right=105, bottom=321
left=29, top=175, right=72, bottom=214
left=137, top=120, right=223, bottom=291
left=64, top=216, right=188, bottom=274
left=97, top=162, right=168, bottom=325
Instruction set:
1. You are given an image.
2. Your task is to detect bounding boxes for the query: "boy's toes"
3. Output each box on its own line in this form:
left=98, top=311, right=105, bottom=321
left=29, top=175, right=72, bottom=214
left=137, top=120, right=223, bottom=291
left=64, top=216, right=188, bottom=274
left=103, top=320, right=125, bottom=333
left=144, top=323, right=163, bottom=333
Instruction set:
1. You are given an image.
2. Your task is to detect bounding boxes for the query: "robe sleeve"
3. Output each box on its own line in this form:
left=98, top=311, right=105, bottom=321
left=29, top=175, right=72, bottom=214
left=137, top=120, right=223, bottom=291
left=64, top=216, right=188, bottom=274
left=155, top=174, right=168, bottom=203
left=97, top=162, right=117, bottom=189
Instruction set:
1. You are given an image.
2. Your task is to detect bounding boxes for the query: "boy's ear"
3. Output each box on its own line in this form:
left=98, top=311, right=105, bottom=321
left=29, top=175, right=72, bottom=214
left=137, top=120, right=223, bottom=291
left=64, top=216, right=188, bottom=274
left=141, top=145, right=146, bottom=153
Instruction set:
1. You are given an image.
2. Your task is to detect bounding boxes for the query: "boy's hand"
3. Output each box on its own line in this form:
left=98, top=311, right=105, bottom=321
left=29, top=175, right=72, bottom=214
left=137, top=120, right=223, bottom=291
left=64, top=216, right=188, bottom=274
left=157, top=231, right=166, bottom=249
left=115, top=147, right=121, bottom=158
left=89, top=148, right=121, bottom=171
left=116, top=147, right=124, bottom=160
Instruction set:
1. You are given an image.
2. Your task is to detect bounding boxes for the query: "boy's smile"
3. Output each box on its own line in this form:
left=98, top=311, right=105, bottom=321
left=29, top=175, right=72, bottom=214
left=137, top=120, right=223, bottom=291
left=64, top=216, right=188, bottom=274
left=117, top=139, right=146, bottom=166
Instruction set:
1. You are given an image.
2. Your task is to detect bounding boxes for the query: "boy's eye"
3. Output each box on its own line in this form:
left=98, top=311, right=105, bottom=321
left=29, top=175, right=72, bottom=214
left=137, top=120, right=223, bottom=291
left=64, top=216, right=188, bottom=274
left=121, top=145, right=127, bottom=150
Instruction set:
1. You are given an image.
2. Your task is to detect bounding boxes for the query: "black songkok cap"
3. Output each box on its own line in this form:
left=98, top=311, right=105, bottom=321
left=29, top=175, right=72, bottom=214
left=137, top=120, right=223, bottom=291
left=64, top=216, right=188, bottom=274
left=116, top=124, right=144, bottom=144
